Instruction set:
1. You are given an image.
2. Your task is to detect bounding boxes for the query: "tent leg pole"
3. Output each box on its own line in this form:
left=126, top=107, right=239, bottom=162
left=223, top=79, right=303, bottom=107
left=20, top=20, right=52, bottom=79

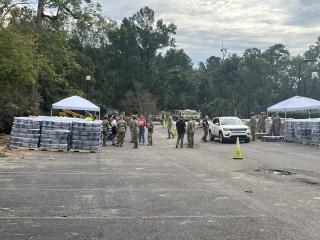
left=51, top=109, right=53, bottom=117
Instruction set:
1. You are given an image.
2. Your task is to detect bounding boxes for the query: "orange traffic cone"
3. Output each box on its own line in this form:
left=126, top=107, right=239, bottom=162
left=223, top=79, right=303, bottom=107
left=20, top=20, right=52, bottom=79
left=233, top=137, right=243, bottom=160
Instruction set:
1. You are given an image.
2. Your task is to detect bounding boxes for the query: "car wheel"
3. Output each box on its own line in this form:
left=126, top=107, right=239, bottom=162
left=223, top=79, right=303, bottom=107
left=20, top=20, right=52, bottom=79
left=219, top=132, right=225, bottom=143
left=244, top=138, right=250, bottom=143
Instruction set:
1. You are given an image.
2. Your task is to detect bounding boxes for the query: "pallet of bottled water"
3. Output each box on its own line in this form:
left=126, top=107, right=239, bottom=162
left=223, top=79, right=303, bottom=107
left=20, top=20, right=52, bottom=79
left=284, top=119, right=320, bottom=146
left=40, top=117, right=72, bottom=151
left=10, top=116, right=102, bottom=152
left=10, top=117, right=41, bottom=149
left=70, top=119, right=103, bottom=152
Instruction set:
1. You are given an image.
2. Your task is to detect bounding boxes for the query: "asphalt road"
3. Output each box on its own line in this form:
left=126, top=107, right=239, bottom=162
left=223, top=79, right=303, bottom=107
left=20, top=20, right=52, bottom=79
left=1, top=126, right=320, bottom=240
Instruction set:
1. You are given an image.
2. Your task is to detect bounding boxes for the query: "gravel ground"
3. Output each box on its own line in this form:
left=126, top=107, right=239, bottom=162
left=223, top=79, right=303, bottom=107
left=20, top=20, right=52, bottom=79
left=0, top=126, right=320, bottom=240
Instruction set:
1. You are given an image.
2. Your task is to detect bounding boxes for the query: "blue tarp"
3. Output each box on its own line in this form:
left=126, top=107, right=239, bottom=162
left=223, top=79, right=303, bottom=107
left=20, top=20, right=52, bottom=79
left=267, top=96, right=320, bottom=112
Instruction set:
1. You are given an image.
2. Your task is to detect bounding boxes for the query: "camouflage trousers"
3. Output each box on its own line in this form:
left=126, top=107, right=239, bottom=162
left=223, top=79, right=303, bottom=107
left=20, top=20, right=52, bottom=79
left=270, top=125, right=280, bottom=136
left=187, top=132, right=194, bottom=147
left=274, top=126, right=281, bottom=136
left=167, top=127, right=174, bottom=139
left=133, top=133, right=138, bottom=149
left=103, top=131, right=108, bottom=146
left=130, top=129, right=134, bottom=142
left=117, top=131, right=125, bottom=147
left=250, top=127, right=256, bottom=141
left=258, top=123, right=266, bottom=133
left=148, top=133, right=153, bottom=145
left=202, top=128, right=209, bottom=141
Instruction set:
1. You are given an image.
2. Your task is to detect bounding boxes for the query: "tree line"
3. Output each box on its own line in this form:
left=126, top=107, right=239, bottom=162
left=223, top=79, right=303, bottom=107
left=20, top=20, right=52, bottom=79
left=1, top=1, right=320, bottom=131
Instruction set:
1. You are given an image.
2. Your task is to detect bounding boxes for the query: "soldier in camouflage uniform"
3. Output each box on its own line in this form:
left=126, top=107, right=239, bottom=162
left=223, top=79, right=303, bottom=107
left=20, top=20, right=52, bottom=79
left=202, top=116, right=209, bottom=142
left=116, top=115, right=127, bottom=147
left=167, top=115, right=174, bottom=139
left=257, top=112, right=267, bottom=133
left=102, top=115, right=110, bottom=146
left=147, top=115, right=154, bottom=146
left=273, top=113, right=281, bottom=136
left=129, top=115, right=134, bottom=143
left=249, top=112, right=257, bottom=141
left=187, top=118, right=195, bottom=148
left=132, top=115, right=139, bottom=149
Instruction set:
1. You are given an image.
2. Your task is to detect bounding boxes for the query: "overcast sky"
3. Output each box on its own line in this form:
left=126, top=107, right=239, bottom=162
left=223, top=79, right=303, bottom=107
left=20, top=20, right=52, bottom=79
left=99, top=0, right=320, bottom=64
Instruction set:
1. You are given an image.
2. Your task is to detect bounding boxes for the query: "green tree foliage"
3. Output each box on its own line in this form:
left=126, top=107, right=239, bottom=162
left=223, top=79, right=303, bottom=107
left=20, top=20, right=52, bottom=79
left=0, top=27, right=36, bottom=130
left=0, top=28, right=35, bottom=89
left=1, top=3, right=320, bottom=132
left=107, top=6, right=176, bottom=112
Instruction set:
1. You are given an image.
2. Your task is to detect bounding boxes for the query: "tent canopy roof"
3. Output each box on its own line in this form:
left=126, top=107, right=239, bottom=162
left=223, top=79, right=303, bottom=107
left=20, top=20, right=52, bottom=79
left=267, top=96, right=320, bottom=112
left=52, top=96, right=100, bottom=112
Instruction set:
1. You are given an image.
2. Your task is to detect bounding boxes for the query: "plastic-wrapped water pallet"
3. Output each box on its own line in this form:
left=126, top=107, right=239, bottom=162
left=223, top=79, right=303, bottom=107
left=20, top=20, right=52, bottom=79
left=10, top=116, right=103, bottom=152
left=40, top=118, right=72, bottom=151
left=265, top=118, right=285, bottom=135
left=71, top=120, right=103, bottom=152
left=10, top=117, right=41, bottom=149
left=284, top=119, right=320, bottom=146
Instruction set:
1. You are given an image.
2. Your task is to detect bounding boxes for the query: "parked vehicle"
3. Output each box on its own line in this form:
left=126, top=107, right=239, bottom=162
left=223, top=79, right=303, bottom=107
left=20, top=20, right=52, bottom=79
left=173, top=109, right=201, bottom=121
left=209, top=117, right=251, bottom=143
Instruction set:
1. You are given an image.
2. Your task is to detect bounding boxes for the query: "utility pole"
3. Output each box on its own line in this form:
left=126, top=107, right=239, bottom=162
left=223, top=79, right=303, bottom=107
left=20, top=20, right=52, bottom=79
left=86, top=75, right=91, bottom=99
left=220, top=42, right=228, bottom=61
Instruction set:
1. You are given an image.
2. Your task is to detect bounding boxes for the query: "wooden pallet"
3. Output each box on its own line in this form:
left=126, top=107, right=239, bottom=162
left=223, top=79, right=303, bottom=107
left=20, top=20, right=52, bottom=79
left=39, top=148, right=68, bottom=152
left=69, top=149, right=98, bottom=153
left=10, top=146, right=39, bottom=151
left=255, top=132, right=268, bottom=139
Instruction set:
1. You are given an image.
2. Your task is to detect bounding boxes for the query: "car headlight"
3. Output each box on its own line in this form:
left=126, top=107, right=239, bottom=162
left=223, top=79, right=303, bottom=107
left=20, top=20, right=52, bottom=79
left=223, top=128, right=231, bottom=131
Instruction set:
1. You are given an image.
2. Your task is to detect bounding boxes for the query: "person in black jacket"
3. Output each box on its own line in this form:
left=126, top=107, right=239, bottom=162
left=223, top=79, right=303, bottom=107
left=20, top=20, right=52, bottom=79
left=202, top=116, right=209, bottom=142
left=176, top=116, right=186, bottom=148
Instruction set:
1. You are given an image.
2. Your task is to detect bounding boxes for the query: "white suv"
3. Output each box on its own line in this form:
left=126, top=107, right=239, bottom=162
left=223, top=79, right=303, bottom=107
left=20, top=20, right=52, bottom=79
left=209, top=117, right=251, bottom=143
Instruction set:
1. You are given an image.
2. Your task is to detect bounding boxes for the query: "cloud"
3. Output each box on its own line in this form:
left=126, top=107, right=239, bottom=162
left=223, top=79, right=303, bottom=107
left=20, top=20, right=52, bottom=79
left=99, top=0, right=320, bottom=64
left=286, top=0, right=320, bottom=27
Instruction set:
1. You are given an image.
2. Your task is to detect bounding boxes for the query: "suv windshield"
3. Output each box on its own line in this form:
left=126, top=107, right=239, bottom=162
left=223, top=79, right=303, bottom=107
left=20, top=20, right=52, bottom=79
left=220, top=118, right=243, bottom=126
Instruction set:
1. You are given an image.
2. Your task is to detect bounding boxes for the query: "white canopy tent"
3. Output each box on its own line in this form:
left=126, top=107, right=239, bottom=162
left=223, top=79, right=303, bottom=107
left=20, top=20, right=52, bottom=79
left=51, top=96, right=100, bottom=119
left=267, top=96, right=320, bottom=118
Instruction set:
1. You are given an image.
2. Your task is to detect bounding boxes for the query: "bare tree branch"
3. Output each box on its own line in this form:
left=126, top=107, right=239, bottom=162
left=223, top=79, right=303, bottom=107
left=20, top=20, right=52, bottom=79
left=1, top=2, right=29, bottom=20
left=65, top=7, right=79, bottom=19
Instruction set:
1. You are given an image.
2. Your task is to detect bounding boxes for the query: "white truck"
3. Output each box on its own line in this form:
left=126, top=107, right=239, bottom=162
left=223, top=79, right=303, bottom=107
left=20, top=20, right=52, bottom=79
left=209, top=117, right=251, bottom=143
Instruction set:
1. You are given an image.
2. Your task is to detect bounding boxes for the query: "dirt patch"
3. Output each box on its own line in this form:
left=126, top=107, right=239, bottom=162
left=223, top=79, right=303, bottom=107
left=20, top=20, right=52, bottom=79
left=0, top=134, right=9, bottom=147
left=0, top=134, right=10, bottom=156
left=0, top=134, right=28, bottom=157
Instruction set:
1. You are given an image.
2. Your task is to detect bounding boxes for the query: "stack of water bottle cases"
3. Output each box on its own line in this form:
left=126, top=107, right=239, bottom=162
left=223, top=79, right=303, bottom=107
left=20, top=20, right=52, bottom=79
left=284, top=119, right=320, bottom=145
left=10, top=117, right=103, bottom=152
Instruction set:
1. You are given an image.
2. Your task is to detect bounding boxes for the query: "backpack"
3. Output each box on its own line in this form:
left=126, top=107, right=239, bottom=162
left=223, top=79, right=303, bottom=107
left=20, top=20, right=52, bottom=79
left=138, top=119, right=145, bottom=128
